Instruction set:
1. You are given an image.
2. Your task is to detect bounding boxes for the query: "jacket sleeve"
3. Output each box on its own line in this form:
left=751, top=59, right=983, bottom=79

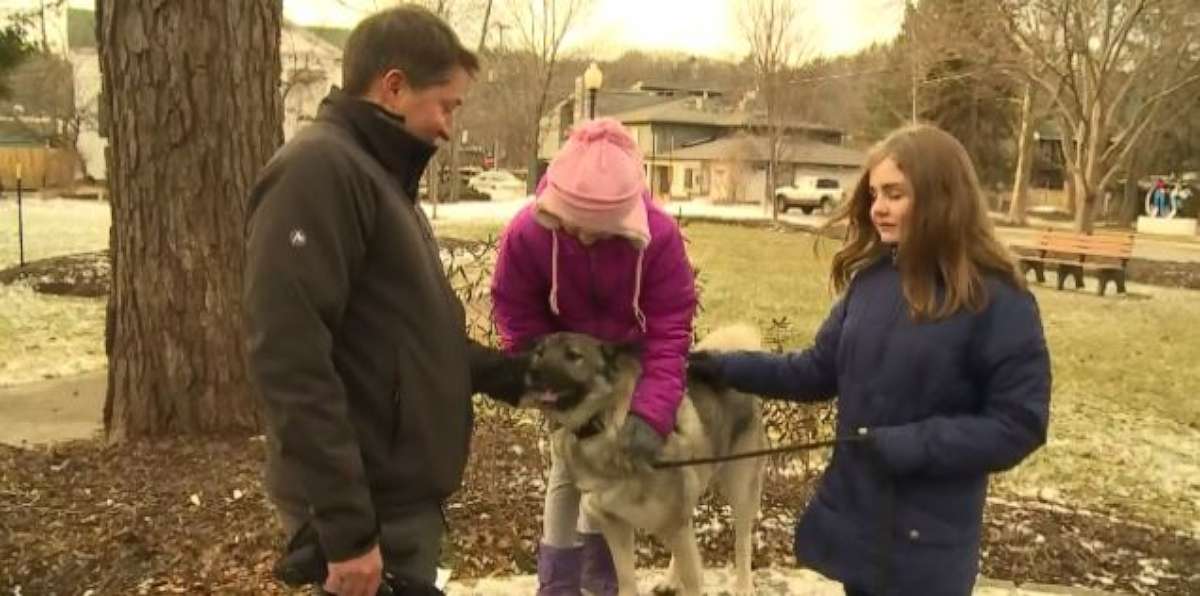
left=627, top=224, right=698, bottom=437
left=869, top=288, right=1051, bottom=477
left=490, top=219, right=557, bottom=353
left=714, top=298, right=845, bottom=402
left=243, top=149, right=378, bottom=562
left=466, top=338, right=526, bottom=405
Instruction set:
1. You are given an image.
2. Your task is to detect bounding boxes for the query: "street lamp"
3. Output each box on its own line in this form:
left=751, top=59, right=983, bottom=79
left=584, top=62, right=603, bottom=119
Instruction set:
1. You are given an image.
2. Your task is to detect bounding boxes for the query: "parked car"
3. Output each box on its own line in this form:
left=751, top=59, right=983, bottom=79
left=468, top=169, right=527, bottom=199
left=774, top=176, right=844, bottom=215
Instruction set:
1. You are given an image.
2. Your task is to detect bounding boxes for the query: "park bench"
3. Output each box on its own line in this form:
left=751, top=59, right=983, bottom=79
left=1010, top=229, right=1135, bottom=296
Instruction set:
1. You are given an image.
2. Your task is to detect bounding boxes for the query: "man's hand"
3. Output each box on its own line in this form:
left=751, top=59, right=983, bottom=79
left=468, top=341, right=531, bottom=406
left=619, top=414, right=665, bottom=471
left=324, top=544, right=382, bottom=596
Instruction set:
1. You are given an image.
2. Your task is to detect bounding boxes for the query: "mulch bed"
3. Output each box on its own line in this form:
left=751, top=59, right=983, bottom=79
left=2, top=417, right=1196, bottom=595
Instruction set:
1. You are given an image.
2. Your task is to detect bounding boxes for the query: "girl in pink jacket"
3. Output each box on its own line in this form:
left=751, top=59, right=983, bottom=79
left=491, top=118, right=698, bottom=595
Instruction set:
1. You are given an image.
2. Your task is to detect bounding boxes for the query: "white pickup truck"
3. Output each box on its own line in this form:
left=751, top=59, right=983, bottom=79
left=774, top=176, right=845, bottom=215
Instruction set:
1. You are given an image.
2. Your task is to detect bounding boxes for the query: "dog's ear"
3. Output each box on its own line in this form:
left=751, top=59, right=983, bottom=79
left=602, top=341, right=641, bottom=364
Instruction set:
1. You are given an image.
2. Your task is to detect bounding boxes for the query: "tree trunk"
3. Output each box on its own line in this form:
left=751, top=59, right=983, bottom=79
left=1120, top=157, right=1143, bottom=227
left=430, top=153, right=444, bottom=217
left=98, top=0, right=282, bottom=440
left=1008, top=85, right=1035, bottom=226
left=448, top=129, right=461, bottom=203
left=527, top=128, right=541, bottom=195
left=1071, top=171, right=1096, bottom=233
left=1064, top=172, right=1076, bottom=218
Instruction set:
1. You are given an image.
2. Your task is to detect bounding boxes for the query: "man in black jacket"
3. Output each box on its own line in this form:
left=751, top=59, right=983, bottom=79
left=244, top=6, right=524, bottom=595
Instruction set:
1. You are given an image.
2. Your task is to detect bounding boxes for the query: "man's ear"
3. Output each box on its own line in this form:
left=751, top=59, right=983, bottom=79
left=382, top=68, right=410, bottom=98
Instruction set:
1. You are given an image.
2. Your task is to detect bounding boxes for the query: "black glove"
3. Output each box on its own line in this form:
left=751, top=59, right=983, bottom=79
left=686, top=350, right=725, bottom=388
left=618, top=413, right=665, bottom=469
left=467, top=341, right=530, bottom=406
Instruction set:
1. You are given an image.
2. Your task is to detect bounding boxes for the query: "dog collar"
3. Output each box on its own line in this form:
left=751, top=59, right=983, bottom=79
left=574, top=415, right=605, bottom=440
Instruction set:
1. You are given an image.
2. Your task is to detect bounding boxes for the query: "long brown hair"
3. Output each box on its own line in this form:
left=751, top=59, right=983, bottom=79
left=828, top=124, right=1024, bottom=320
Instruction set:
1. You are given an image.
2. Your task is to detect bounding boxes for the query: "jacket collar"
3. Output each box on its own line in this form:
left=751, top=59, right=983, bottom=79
left=317, top=87, right=436, bottom=201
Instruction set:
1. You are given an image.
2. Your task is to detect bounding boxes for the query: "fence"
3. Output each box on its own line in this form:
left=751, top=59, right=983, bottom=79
left=0, top=147, right=77, bottom=189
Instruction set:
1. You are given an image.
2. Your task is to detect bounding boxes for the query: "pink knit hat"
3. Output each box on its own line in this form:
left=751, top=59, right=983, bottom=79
left=535, top=118, right=651, bottom=249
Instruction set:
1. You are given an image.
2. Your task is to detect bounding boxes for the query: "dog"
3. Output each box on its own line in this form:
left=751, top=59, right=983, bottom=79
left=522, top=325, right=767, bottom=596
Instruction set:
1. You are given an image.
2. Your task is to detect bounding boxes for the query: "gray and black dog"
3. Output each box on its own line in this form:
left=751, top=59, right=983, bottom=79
left=522, top=326, right=767, bottom=596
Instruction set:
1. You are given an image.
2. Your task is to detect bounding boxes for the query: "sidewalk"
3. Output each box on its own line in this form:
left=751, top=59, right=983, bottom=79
left=423, top=197, right=1200, bottom=264
left=0, top=370, right=105, bottom=446
left=445, top=567, right=1115, bottom=595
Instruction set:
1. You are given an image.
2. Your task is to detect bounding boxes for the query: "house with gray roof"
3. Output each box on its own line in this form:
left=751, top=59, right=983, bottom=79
left=539, top=77, right=864, bottom=203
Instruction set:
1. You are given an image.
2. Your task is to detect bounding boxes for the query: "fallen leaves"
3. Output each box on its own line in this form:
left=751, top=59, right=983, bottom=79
left=0, top=412, right=1197, bottom=594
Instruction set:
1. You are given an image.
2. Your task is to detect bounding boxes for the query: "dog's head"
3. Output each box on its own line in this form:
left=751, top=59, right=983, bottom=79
left=522, top=332, right=639, bottom=432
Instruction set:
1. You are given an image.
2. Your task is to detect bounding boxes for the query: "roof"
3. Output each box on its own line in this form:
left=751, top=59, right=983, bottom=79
left=630, top=81, right=726, bottom=97
left=606, top=97, right=844, bottom=137
left=68, top=8, right=94, bottom=49
left=607, top=97, right=739, bottom=127
left=590, top=91, right=686, bottom=119
left=662, top=134, right=865, bottom=168
left=0, top=119, right=51, bottom=146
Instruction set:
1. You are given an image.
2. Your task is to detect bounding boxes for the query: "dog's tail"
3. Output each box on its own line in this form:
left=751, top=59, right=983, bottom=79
left=695, top=324, right=762, bottom=352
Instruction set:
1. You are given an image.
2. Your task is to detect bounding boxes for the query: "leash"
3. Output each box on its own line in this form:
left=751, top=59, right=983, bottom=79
left=651, top=432, right=868, bottom=469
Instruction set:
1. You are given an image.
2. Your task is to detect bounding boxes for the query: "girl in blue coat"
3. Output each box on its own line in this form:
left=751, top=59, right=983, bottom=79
left=690, top=124, right=1051, bottom=596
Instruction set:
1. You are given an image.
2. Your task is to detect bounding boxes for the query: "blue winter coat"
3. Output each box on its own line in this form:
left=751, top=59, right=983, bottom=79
left=712, top=257, right=1051, bottom=595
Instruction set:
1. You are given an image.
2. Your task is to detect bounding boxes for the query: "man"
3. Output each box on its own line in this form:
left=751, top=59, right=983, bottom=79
left=244, top=6, right=524, bottom=595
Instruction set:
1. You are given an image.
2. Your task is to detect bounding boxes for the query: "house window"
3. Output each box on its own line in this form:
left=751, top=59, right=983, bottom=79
left=684, top=169, right=694, bottom=189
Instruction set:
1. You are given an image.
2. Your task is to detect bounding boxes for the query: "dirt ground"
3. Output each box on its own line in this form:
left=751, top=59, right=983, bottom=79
left=2, top=416, right=1196, bottom=595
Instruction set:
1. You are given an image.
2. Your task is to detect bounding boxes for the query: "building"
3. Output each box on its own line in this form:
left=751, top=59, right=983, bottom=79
left=539, top=79, right=864, bottom=203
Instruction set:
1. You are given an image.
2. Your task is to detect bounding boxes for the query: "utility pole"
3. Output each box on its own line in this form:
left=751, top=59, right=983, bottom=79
left=908, top=0, right=918, bottom=124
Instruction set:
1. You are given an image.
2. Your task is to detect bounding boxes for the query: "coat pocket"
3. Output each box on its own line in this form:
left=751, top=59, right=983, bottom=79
left=890, top=479, right=982, bottom=546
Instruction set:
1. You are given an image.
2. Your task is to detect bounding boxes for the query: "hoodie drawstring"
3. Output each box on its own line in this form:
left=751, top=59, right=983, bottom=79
left=632, top=249, right=647, bottom=332
left=549, top=231, right=561, bottom=316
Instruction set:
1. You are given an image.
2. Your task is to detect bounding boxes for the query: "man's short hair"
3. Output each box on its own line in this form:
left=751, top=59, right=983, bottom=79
left=342, top=4, right=480, bottom=95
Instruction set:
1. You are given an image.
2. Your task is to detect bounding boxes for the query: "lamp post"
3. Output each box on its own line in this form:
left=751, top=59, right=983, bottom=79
left=584, top=62, right=603, bottom=119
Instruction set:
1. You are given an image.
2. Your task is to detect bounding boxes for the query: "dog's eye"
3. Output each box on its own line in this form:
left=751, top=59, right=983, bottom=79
left=565, top=349, right=583, bottom=363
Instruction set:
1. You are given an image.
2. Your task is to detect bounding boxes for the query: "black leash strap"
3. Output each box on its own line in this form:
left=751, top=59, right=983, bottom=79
left=651, top=434, right=867, bottom=469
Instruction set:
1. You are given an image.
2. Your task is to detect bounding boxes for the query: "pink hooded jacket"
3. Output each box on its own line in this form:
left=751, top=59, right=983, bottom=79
left=490, top=193, right=698, bottom=437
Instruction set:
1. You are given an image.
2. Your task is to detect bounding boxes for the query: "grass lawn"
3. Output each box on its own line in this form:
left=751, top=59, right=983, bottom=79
left=1, top=202, right=1198, bottom=531
left=685, top=222, right=1200, bottom=531
left=0, top=199, right=111, bottom=385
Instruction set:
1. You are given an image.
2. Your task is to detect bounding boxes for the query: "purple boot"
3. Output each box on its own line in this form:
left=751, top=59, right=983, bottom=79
left=537, top=543, right=584, bottom=596
left=580, top=533, right=618, bottom=596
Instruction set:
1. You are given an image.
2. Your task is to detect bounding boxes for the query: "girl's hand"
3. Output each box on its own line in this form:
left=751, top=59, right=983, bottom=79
left=686, top=351, right=725, bottom=389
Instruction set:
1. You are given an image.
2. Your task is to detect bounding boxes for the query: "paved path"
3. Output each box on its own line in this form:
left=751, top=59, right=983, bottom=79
left=444, top=567, right=1115, bottom=595
left=0, top=370, right=105, bottom=446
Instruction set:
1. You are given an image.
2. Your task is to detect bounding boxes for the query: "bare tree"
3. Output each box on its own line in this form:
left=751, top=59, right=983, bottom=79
left=988, top=0, right=1200, bottom=231
left=1007, top=83, right=1039, bottom=224
left=738, top=0, right=812, bottom=219
left=446, top=0, right=494, bottom=205
left=504, top=0, right=592, bottom=193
